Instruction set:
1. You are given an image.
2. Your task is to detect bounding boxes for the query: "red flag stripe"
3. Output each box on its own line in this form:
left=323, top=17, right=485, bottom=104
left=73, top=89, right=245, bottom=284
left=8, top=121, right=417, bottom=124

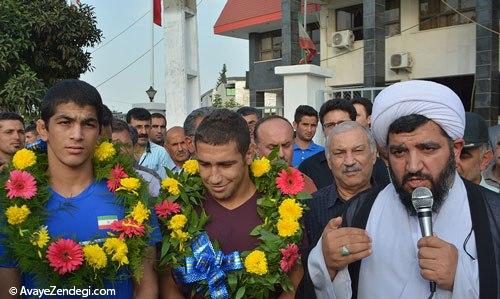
left=153, top=0, right=162, bottom=26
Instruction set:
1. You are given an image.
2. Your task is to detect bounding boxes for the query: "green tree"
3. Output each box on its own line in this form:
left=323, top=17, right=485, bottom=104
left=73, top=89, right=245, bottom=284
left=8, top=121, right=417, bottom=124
left=211, top=93, right=223, bottom=107
left=216, top=63, right=227, bottom=87
left=0, top=0, right=102, bottom=121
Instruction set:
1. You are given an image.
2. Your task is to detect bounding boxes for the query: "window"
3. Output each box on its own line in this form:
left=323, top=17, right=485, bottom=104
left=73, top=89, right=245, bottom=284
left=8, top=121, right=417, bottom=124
left=258, top=31, right=282, bottom=61
left=336, top=4, right=364, bottom=40
left=385, top=0, right=400, bottom=36
left=419, top=0, right=476, bottom=31
left=225, top=83, right=235, bottom=96
left=336, top=1, right=401, bottom=40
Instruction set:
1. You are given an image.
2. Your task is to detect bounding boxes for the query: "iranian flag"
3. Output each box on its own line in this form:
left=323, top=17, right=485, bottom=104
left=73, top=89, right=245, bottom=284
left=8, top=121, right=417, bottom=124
left=97, top=215, right=118, bottom=230
left=298, top=21, right=317, bottom=64
left=153, top=0, right=162, bottom=26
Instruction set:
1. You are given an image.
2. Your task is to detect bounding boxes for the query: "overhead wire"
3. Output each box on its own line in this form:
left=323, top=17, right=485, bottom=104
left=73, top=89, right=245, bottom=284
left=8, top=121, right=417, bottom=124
left=91, top=10, right=150, bottom=54
left=96, top=38, right=164, bottom=88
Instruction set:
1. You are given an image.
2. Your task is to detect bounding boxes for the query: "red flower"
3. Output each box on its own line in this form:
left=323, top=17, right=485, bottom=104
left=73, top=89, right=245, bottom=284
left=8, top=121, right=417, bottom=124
left=46, top=239, right=84, bottom=275
left=154, top=200, right=181, bottom=219
left=279, top=243, right=300, bottom=273
left=5, top=170, right=37, bottom=200
left=110, top=218, right=145, bottom=239
left=107, top=165, right=128, bottom=192
left=275, top=167, right=305, bottom=195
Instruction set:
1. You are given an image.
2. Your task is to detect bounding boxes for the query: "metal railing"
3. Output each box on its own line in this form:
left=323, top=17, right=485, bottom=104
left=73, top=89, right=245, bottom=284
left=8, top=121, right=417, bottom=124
left=322, top=86, right=385, bottom=102
left=254, top=106, right=284, bottom=117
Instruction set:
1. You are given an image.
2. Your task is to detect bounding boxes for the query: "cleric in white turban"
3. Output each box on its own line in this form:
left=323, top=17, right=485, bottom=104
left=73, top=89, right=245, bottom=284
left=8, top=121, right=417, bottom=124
left=371, top=80, right=466, bottom=148
left=307, top=80, right=499, bottom=299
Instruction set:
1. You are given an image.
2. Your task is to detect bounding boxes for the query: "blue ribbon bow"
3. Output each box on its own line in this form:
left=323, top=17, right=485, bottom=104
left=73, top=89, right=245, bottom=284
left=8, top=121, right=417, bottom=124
left=173, top=232, right=243, bottom=299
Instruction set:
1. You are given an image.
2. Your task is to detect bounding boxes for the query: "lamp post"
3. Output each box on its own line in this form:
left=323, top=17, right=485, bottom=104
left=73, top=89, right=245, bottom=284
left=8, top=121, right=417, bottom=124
left=146, top=86, right=157, bottom=102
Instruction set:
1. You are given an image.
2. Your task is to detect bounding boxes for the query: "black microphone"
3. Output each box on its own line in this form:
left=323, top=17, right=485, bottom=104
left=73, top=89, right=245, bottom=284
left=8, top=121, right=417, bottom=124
left=411, top=187, right=437, bottom=294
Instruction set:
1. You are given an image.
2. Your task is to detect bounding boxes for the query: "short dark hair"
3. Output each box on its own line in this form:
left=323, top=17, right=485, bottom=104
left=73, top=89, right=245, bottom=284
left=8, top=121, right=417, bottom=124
left=388, top=114, right=451, bottom=144
left=25, top=123, right=37, bottom=133
left=195, top=109, right=250, bottom=156
left=126, top=108, right=151, bottom=123
left=254, top=115, right=293, bottom=144
left=112, top=118, right=138, bottom=145
left=151, top=113, right=166, bottom=123
left=184, top=107, right=214, bottom=137
left=236, top=106, right=261, bottom=118
left=0, top=112, right=24, bottom=124
left=102, top=105, right=113, bottom=127
left=41, top=79, right=103, bottom=125
left=294, top=105, right=318, bottom=124
left=318, top=99, right=356, bottom=125
left=351, top=97, right=373, bottom=117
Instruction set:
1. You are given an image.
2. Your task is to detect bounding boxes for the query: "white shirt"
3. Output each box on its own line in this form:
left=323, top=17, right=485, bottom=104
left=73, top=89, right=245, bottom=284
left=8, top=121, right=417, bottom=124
left=308, top=173, right=479, bottom=299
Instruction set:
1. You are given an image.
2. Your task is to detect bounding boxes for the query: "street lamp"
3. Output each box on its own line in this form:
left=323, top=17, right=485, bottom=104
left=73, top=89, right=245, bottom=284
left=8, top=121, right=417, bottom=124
left=146, top=86, right=157, bottom=102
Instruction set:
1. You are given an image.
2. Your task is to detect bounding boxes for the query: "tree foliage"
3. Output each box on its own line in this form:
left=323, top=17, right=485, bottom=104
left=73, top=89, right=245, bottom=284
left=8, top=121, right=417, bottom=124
left=211, top=93, right=240, bottom=109
left=0, top=0, right=102, bottom=121
left=216, top=63, right=227, bottom=87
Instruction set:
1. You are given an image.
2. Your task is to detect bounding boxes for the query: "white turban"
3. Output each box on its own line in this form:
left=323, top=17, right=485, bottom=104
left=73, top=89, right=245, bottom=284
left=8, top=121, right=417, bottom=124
left=371, top=80, right=465, bottom=148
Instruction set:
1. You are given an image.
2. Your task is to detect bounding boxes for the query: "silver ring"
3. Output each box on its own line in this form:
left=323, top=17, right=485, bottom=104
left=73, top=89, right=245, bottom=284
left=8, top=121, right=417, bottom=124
left=341, top=245, right=350, bottom=256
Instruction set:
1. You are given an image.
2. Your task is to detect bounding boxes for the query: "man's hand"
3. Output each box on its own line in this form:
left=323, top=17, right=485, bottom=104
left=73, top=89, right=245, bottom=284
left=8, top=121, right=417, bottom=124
left=417, top=236, right=458, bottom=291
left=321, top=217, right=372, bottom=280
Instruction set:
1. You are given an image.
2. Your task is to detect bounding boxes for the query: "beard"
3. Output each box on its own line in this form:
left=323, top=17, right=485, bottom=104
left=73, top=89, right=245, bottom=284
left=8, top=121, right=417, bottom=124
left=389, top=150, right=456, bottom=215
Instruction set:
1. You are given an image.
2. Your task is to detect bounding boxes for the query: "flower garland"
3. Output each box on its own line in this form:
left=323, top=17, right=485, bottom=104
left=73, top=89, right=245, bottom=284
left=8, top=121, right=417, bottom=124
left=156, top=151, right=311, bottom=299
left=0, top=142, right=155, bottom=288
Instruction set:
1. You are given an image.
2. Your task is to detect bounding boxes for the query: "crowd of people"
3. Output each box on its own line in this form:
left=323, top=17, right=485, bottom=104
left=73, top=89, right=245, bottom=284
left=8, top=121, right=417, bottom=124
left=0, top=78, right=498, bottom=298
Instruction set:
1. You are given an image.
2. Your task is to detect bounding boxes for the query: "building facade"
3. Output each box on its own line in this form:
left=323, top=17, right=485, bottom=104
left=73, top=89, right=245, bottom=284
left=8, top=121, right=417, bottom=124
left=215, top=0, right=498, bottom=124
left=214, top=0, right=321, bottom=115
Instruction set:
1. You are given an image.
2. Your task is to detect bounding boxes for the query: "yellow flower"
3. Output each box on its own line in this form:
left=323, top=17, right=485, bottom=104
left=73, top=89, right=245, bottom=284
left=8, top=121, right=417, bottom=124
left=170, top=230, right=190, bottom=251
left=94, top=141, right=116, bottom=161
left=278, top=198, right=303, bottom=221
left=250, top=157, right=271, bottom=177
left=168, top=214, right=187, bottom=231
left=31, top=226, right=50, bottom=248
left=103, top=238, right=129, bottom=266
left=12, top=149, right=36, bottom=170
left=116, top=177, right=141, bottom=196
left=129, top=201, right=150, bottom=224
left=161, top=177, right=181, bottom=196
left=182, top=159, right=199, bottom=175
left=5, top=205, right=30, bottom=225
left=244, top=250, right=268, bottom=275
left=277, top=218, right=300, bottom=237
left=83, top=244, right=108, bottom=270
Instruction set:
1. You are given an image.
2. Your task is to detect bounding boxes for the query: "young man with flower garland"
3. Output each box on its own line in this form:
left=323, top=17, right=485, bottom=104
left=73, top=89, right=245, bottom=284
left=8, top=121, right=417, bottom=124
left=161, top=109, right=303, bottom=298
left=0, top=80, right=161, bottom=298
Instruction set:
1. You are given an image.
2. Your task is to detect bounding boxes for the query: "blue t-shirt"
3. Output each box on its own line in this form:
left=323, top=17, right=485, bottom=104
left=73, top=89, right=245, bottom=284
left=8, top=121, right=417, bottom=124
left=3, top=181, right=162, bottom=299
left=292, top=142, right=324, bottom=168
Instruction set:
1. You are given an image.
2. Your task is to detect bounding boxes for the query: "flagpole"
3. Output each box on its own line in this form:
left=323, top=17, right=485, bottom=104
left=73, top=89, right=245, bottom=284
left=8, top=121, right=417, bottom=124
left=151, top=0, right=155, bottom=89
left=303, top=0, right=307, bottom=31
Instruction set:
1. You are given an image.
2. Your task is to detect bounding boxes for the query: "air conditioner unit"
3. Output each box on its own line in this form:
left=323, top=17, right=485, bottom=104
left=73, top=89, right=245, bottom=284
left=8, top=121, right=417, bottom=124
left=390, top=52, right=413, bottom=70
left=332, top=30, right=354, bottom=49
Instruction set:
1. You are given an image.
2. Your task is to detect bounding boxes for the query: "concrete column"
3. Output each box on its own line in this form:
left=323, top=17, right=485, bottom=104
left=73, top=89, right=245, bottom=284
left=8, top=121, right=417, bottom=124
left=275, top=64, right=333, bottom=145
left=281, top=0, right=301, bottom=66
left=164, top=0, right=200, bottom=127
left=474, top=0, right=499, bottom=125
left=363, top=0, right=385, bottom=87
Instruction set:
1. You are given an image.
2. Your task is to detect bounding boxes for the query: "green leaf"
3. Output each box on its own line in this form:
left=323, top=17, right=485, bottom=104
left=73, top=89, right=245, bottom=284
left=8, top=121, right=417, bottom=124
left=295, top=191, right=312, bottom=200
left=235, top=286, right=246, bottom=299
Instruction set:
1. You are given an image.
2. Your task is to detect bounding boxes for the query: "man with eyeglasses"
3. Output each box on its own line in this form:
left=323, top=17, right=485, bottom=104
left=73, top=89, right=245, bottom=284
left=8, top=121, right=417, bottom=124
left=456, top=112, right=497, bottom=193
left=299, top=99, right=389, bottom=190
left=483, top=125, right=500, bottom=192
